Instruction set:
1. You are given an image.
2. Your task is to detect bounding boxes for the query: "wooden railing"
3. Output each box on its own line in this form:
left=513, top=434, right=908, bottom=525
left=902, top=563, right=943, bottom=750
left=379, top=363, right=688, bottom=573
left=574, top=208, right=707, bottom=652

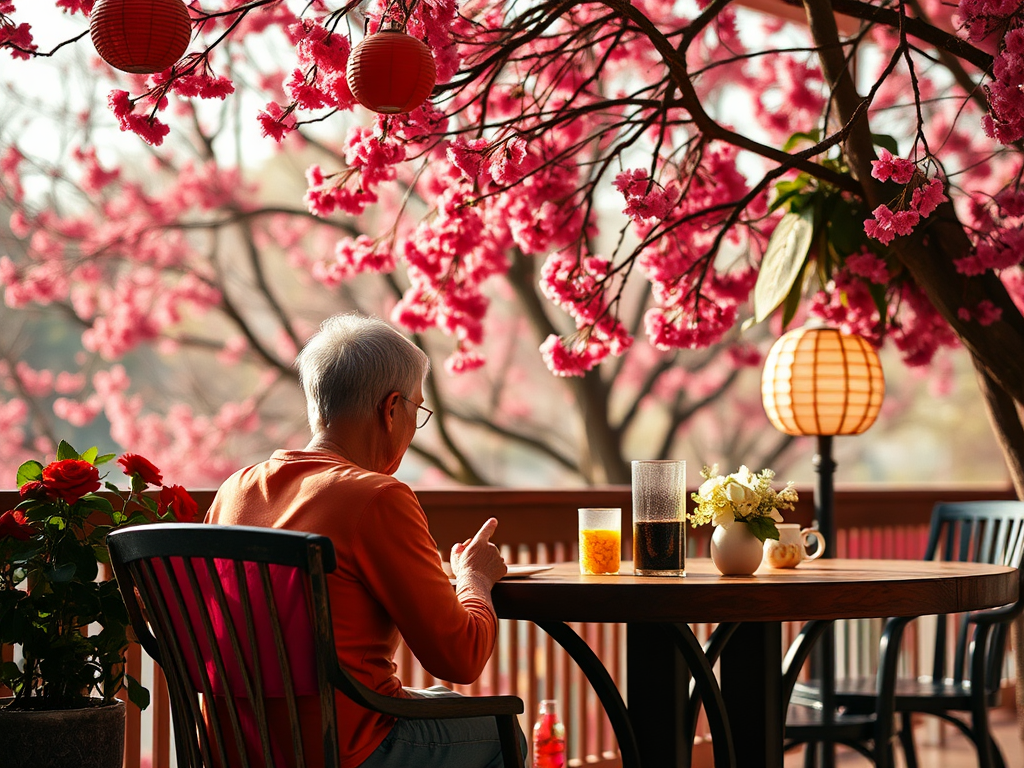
left=1, top=484, right=1018, bottom=767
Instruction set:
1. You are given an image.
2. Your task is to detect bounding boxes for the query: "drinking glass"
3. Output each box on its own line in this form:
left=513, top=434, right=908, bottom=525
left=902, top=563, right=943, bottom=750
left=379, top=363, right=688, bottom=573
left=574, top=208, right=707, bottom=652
left=578, top=508, right=621, bottom=575
left=631, top=460, right=686, bottom=576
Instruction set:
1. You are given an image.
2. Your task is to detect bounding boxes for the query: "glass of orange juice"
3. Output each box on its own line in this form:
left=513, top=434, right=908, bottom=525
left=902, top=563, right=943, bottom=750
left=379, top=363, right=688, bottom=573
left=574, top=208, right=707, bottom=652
left=578, top=507, right=621, bottom=575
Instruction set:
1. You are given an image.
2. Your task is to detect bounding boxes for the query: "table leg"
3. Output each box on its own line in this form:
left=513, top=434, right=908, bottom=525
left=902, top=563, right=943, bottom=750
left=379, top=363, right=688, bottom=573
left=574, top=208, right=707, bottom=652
left=536, top=621, right=641, bottom=768
left=626, top=623, right=690, bottom=767
left=720, top=621, right=784, bottom=768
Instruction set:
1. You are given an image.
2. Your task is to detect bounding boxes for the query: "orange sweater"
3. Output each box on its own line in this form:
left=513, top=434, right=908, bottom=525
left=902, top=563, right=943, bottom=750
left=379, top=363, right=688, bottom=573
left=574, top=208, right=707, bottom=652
left=205, top=450, right=498, bottom=767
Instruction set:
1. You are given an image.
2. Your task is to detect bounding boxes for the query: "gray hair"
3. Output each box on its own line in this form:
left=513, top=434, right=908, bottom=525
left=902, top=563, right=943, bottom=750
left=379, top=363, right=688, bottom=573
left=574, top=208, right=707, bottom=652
left=296, top=314, right=430, bottom=432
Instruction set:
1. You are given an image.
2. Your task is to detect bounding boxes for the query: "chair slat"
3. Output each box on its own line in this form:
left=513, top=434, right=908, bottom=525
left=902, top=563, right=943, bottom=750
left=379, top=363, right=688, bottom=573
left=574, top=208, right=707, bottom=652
left=307, top=544, right=341, bottom=768
left=179, top=556, right=253, bottom=768
left=258, top=561, right=308, bottom=768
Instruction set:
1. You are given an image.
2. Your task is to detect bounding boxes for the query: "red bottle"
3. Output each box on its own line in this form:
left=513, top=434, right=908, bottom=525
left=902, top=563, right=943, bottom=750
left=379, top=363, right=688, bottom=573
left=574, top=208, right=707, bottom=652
left=532, top=699, right=566, bottom=768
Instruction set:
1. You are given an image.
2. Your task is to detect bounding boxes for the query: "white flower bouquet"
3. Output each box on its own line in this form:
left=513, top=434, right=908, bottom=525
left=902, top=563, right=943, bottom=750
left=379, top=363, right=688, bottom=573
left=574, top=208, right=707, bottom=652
left=690, top=465, right=799, bottom=543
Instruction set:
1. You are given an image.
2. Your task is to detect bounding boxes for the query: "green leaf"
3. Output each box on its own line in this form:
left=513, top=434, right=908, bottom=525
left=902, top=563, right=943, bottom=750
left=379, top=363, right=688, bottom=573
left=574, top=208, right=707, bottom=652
left=868, top=281, right=890, bottom=329
left=126, top=511, right=151, bottom=526
left=826, top=197, right=868, bottom=255
left=754, top=210, right=815, bottom=324
left=80, top=446, right=99, bottom=464
left=782, top=129, right=821, bottom=153
left=127, top=674, right=151, bottom=711
left=779, top=259, right=809, bottom=330
left=769, top=176, right=812, bottom=213
left=55, top=440, right=80, bottom=461
left=16, top=460, right=43, bottom=487
left=47, top=562, right=77, bottom=583
left=82, top=496, right=115, bottom=515
left=871, top=133, right=899, bottom=155
left=95, top=453, right=117, bottom=466
left=745, top=517, right=780, bottom=543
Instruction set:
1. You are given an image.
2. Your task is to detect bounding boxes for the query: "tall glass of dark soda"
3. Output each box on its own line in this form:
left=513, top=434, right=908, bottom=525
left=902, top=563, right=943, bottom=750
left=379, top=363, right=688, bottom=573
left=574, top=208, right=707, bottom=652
left=631, top=460, right=686, bottom=576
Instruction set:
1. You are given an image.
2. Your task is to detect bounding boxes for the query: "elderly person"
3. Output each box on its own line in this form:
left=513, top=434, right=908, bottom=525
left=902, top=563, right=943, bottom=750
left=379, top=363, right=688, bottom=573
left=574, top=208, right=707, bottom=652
left=206, top=313, right=519, bottom=768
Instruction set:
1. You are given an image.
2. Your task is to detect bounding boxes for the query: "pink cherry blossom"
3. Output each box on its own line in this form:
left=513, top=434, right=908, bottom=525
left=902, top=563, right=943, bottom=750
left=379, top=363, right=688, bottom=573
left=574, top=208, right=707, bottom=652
left=15, top=363, right=53, bottom=397
left=958, top=299, right=1003, bottom=326
left=0, top=19, right=35, bottom=59
left=614, top=169, right=676, bottom=222
left=54, top=372, right=85, bottom=394
left=444, top=347, right=486, bottom=375
left=846, top=249, right=891, bottom=284
left=910, top=178, right=946, bottom=217
left=870, top=149, right=916, bottom=185
left=53, top=397, right=101, bottom=427
left=864, top=204, right=921, bottom=245
left=107, top=91, right=170, bottom=146
left=55, top=0, right=93, bottom=13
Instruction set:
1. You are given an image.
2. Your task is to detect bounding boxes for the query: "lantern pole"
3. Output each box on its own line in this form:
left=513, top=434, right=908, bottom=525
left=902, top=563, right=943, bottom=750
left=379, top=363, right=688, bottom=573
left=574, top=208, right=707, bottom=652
left=812, top=434, right=837, bottom=768
left=812, top=434, right=836, bottom=557
left=761, top=325, right=884, bottom=768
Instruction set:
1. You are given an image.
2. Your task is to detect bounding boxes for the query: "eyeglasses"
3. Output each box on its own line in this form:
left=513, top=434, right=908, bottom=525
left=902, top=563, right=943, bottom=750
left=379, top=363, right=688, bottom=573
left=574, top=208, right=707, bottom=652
left=402, top=396, right=433, bottom=429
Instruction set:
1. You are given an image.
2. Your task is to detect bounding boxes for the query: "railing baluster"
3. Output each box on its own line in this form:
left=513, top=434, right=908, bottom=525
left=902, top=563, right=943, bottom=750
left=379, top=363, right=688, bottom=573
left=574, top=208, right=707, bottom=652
left=152, top=665, right=172, bottom=768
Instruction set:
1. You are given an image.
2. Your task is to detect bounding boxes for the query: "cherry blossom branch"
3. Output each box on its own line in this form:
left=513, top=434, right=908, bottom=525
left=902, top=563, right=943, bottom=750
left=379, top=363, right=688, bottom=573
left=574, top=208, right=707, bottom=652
left=655, top=368, right=742, bottom=459
left=598, top=0, right=860, bottom=192
left=0, top=30, right=88, bottom=58
left=777, top=0, right=995, bottom=71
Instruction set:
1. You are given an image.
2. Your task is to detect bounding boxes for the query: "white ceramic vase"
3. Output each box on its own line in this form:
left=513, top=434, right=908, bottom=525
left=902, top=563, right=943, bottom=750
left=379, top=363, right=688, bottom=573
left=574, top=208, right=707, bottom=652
left=710, top=523, right=764, bottom=576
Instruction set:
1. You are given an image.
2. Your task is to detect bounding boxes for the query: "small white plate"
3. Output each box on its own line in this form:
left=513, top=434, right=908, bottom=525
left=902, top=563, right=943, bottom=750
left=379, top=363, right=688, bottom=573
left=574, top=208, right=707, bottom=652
left=503, top=564, right=555, bottom=579
left=443, top=563, right=555, bottom=581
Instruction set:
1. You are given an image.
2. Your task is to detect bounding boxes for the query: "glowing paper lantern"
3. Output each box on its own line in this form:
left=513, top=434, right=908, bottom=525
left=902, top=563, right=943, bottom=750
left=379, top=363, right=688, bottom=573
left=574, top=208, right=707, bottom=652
left=761, top=326, right=885, bottom=437
left=346, top=30, right=437, bottom=114
left=90, top=0, right=192, bottom=75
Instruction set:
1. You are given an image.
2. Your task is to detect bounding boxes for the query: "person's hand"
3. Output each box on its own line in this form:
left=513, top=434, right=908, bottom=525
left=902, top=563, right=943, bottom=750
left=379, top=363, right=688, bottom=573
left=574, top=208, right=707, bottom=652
left=451, top=517, right=507, bottom=586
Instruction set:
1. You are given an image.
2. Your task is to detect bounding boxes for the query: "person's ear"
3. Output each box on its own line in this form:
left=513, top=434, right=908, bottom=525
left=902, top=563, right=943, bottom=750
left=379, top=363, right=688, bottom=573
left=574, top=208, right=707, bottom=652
left=381, top=391, right=402, bottom=430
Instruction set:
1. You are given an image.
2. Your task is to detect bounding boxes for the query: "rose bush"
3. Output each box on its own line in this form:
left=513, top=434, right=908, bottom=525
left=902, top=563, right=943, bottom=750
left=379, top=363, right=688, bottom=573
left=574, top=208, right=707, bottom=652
left=0, top=441, right=196, bottom=710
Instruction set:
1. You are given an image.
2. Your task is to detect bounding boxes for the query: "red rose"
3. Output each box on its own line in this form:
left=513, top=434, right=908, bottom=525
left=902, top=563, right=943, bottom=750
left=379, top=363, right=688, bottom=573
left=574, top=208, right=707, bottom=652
left=117, top=453, right=163, bottom=487
left=19, top=480, right=48, bottom=500
left=158, top=484, right=198, bottom=523
left=0, top=509, right=33, bottom=541
left=41, top=459, right=102, bottom=505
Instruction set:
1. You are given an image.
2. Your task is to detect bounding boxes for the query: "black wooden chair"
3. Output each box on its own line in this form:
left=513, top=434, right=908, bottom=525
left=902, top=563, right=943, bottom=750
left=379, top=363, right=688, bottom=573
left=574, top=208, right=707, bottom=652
left=784, top=501, right=1024, bottom=768
left=108, top=523, right=525, bottom=768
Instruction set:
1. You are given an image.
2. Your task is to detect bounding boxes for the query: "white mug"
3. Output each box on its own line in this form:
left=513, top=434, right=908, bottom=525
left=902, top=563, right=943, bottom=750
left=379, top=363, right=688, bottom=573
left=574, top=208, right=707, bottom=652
left=763, top=524, right=826, bottom=568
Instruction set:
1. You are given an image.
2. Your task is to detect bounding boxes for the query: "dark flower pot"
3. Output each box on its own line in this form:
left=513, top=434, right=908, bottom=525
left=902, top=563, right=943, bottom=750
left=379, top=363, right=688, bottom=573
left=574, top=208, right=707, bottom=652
left=0, top=698, right=125, bottom=768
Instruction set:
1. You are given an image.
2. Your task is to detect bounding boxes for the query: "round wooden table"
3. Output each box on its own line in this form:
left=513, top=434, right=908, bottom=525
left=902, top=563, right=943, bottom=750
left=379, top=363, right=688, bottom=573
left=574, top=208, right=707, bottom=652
left=491, top=558, right=1019, bottom=768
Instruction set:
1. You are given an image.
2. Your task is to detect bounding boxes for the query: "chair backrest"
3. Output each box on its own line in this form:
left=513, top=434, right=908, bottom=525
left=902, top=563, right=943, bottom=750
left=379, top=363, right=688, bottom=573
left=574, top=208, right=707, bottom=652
left=108, top=524, right=342, bottom=768
left=923, top=501, right=1024, bottom=689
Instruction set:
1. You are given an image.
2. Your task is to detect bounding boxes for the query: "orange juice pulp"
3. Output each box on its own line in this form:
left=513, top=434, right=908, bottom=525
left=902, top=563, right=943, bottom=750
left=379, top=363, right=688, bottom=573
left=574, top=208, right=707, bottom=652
left=579, top=528, right=621, bottom=574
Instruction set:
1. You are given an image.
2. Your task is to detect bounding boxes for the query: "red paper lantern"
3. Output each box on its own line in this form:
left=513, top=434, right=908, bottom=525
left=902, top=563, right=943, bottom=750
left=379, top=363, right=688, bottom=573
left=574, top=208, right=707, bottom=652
left=346, top=30, right=437, bottom=114
left=90, top=0, right=192, bottom=75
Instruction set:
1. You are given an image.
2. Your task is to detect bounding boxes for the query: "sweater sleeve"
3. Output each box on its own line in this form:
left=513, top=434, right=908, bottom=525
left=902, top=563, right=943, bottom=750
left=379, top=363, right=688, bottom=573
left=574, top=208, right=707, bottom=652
left=351, top=483, right=497, bottom=684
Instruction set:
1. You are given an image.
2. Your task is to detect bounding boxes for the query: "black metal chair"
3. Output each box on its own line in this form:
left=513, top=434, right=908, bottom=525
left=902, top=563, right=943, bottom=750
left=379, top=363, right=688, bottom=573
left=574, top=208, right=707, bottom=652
left=781, top=616, right=903, bottom=768
left=108, top=523, right=525, bottom=768
left=784, top=501, right=1024, bottom=768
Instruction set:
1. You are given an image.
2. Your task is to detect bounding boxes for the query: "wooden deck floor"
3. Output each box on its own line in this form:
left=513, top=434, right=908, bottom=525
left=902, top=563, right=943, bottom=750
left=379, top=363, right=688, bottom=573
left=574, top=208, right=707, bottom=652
left=783, top=707, right=1023, bottom=767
